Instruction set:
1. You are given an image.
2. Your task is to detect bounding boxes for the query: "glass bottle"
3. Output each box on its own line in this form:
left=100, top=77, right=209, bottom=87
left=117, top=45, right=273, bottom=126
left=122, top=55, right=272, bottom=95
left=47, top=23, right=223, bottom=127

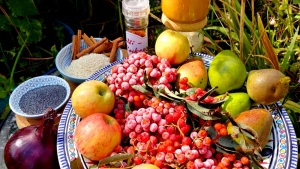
left=122, top=0, right=150, bottom=55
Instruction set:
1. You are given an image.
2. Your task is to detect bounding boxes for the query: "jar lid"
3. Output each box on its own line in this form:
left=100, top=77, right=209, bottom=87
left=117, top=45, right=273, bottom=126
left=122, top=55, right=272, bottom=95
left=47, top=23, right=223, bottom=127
left=122, top=0, right=150, bottom=18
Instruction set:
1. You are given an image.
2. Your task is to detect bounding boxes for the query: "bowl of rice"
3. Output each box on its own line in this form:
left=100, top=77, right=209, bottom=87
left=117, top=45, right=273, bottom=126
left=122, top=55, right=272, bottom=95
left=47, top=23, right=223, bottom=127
left=55, top=38, right=123, bottom=84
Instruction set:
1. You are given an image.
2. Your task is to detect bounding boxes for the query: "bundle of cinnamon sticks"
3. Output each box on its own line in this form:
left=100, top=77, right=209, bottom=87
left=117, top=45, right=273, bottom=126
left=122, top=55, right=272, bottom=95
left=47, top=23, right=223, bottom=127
left=71, top=29, right=124, bottom=63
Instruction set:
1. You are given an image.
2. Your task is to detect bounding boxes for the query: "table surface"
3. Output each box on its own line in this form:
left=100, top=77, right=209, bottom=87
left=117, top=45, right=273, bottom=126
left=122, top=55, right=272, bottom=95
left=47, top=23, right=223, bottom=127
left=0, top=111, right=17, bottom=169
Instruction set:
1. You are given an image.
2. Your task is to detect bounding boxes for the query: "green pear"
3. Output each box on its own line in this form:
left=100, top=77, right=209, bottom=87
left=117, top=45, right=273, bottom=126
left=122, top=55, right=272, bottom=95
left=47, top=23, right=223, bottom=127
left=246, top=69, right=290, bottom=105
left=208, top=50, right=247, bottom=94
left=218, top=92, right=251, bottom=118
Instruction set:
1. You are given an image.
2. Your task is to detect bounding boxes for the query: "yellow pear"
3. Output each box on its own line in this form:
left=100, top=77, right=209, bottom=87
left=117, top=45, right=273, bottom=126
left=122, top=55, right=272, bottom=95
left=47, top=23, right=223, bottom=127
left=227, top=108, right=273, bottom=153
left=132, top=164, right=159, bottom=169
left=176, top=57, right=208, bottom=89
left=246, top=69, right=290, bottom=105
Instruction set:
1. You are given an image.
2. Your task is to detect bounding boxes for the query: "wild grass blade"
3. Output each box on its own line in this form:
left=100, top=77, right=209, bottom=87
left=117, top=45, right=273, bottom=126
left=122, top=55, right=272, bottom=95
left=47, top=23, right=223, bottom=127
left=257, top=13, right=280, bottom=70
left=239, top=0, right=246, bottom=62
left=280, top=26, right=299, bottom=73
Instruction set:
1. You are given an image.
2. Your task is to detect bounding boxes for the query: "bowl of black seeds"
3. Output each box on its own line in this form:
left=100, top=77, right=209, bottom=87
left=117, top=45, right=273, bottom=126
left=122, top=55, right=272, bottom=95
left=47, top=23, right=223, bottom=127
left=9, top=75, right=71, bottom=119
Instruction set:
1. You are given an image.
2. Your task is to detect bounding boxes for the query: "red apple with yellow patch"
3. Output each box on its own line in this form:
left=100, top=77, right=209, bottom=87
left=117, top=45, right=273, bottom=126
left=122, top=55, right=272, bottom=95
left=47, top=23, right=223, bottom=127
left=155, top=29, right=190, bottom=65
left=74, top=113, right=122, bottom=161
left=71, top=80, right=115, bottom=118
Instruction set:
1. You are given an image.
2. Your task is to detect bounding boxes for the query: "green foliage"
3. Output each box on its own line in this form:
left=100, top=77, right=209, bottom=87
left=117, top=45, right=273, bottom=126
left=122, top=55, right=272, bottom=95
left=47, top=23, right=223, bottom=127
left=7, top=0, right=39, bottom=16
left=0, top=0, right=64, bottom=99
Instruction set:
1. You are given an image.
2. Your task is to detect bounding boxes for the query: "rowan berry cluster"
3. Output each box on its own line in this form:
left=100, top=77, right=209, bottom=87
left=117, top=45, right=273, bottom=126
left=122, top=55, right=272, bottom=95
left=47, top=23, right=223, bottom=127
left=105, top=52, right=251, bottom=169
left=107, top=52, right=177, bottom=107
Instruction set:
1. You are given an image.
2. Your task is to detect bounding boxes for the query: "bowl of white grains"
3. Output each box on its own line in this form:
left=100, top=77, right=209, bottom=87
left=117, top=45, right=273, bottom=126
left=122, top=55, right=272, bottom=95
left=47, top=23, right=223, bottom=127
left=9, top=75, right=71, bottom=119
left=55, top=35, right=124, bottom=84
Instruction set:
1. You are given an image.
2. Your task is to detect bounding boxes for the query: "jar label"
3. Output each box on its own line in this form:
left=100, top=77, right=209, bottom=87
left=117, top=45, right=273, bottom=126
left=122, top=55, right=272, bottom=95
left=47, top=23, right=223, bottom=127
left=126, top=30, right=148, bottom=55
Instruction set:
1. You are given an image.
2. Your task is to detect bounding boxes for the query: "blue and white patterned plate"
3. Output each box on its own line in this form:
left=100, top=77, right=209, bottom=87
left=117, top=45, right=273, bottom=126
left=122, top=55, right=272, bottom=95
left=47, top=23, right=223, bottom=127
left=56, top=53, right=298, bottom=169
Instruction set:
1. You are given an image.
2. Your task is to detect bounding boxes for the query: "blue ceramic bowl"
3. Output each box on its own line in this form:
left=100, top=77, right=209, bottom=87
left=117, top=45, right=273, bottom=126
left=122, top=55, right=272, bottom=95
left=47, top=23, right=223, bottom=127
left=55, top=38, right=123, bottom=84
left=9, top=75, right=71, bottom=119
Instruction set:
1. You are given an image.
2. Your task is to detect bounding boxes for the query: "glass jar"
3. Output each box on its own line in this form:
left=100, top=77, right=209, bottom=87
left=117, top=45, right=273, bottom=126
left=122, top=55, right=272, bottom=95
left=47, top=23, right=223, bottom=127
left=161, top=0, right=210, bottom=23
left=122, top=0, right=150, bottom=55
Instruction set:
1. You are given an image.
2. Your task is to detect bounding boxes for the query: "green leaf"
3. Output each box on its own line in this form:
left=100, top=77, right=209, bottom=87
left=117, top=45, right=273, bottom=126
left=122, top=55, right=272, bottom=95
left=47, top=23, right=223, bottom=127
left=198, top=86, right=218, bottom=102
left=97, top=153, right=134, bottom=166
left=185, top=88, right=197, bottom=95
left=216, top=136, right=240, bottom=149
left=0, top=86, right=7, bottom=98
left=143, top=71, right=154, bottom=90
left=160, top=87, right=184, bottom=101
left=186, top=100, right=220, bottom=120
left=280, top=26, right=299, bottom=72
left=132, top=85, right=153, bottom=96
left=7, top=0, right=39, bottom=17
left=206, top=126, right=219, bottom=140
left=0, top=15, right=12, bottom=31
left=204, top=26, right=239, bottom=41
left=70, top=158, right=84, bottom=169
left=283, top=100, right=300, bottom=113
left=18, top=18, right=42, bottom=44
left=249, top=154, right=265, bottom=169
left=117, top=96, right=131, bottom=113
left=294, top=0, right=300, bottom=4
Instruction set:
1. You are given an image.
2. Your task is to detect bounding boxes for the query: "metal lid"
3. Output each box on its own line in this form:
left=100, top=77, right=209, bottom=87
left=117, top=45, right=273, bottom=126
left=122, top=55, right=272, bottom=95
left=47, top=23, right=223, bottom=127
left=122, top=0, right=150, bottom=18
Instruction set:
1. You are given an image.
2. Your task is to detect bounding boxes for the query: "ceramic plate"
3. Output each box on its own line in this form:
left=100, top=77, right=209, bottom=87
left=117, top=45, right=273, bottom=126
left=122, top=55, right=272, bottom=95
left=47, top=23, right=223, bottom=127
left=57, top=53, right=298, bottom=169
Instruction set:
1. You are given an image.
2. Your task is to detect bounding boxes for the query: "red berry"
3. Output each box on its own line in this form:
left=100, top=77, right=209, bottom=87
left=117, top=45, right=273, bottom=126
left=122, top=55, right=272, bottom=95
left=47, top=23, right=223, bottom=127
left=179, top=77, right=188, bottom=84
left=181, top=124, right=191, bottom=134
left=214, top=123, right=223, bottom=132
left=181, top=136, right=192, bottom=145
left=178, top=118, right=187, bottom=128
left=203, top=96, right=215, bottom=103
left=166, top=145, right=175, bottom=153
left=173, top=141, right=181, bottom=149
left=165, top=114, right=174, bottom=123
left=189, top=93, right=197, bottom=101
left=133, top=156, right=143, bottom=165
left=186, top=161, right=196, bottom=169
left=154, top=160, right=163, bottom=168
left=164, top=139, right=174, bottom=147
left=173, top=112, right=182, bottom=123
left=198, top=129, right=207, bottom=138
left=241, top=156, right=250, bottom=165
left=157, top=144, right=167, bottom=153
left=167, top=126, right=176, bottom=134
left=176, top=153, right=186, bottom=164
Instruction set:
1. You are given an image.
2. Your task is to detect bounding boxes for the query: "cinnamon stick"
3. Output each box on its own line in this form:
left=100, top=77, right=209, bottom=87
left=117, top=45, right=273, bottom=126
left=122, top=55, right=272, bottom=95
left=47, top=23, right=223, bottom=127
left=76, top=37, right=108, bottom=58
left=90, top=36, right=97, bottom=43
left=110, top=37, right=123, bottom=63
left=77, top=30, right=82, bottom=55
left=82, top=33, right=94, bottom=46
left=117, top=41, right=125, bottom=48
left=92, top=40, right=112, bottom=53
left=71, top=35, right=78, bottom=60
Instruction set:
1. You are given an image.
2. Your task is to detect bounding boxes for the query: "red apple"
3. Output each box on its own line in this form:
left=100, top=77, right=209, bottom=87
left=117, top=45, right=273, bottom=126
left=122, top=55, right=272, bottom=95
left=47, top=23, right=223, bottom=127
left=74, top=113, right=122, bottom=161
left=71, top=80, right=115, bottom=118
left=155, top=29, right=190, bottom=65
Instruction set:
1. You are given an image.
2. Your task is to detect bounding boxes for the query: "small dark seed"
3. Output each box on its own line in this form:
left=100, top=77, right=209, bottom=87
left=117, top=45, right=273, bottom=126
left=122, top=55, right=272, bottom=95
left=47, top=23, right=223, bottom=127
left=19, top=85, right=67, bottom=115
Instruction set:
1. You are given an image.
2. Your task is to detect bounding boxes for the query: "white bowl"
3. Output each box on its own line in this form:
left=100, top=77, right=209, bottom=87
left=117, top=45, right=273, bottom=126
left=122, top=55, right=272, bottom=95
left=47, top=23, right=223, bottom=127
left=55, top=38, right=123, bottom=84
left=9, top=75, right=71, bottom=119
